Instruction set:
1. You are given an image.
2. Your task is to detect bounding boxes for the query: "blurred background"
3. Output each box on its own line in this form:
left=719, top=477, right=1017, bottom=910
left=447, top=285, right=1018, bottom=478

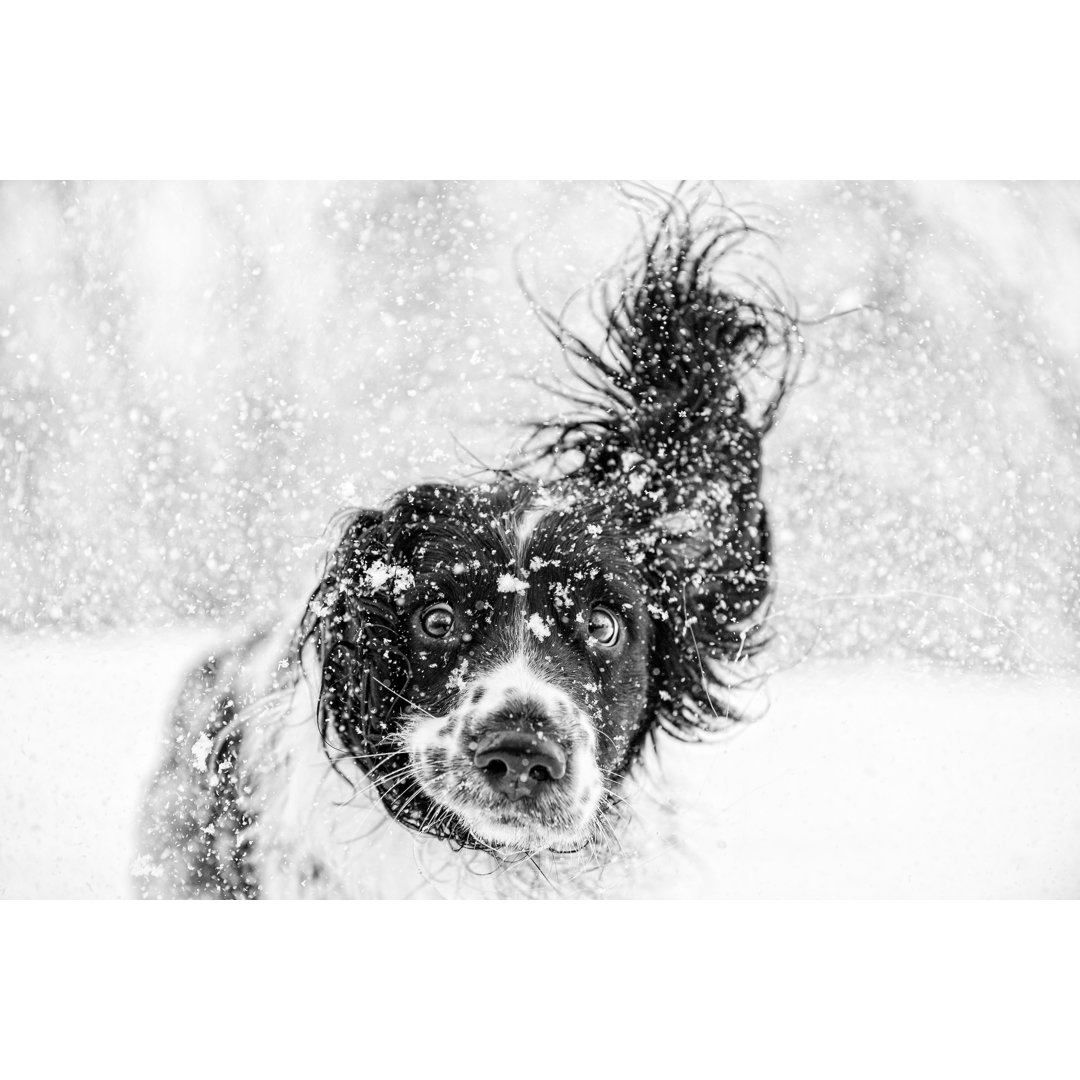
left=2, top=180, right=1078, bottom=672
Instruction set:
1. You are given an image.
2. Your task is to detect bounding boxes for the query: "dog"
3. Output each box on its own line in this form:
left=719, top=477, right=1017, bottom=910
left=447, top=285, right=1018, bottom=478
left=135, top=192, right=795, bottom=898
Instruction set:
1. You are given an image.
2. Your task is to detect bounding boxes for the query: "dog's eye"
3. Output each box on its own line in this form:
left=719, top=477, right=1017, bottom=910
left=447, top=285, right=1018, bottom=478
left=587, top=606, right=620, bottom=647
left=420, top=603, right=455, bottom=639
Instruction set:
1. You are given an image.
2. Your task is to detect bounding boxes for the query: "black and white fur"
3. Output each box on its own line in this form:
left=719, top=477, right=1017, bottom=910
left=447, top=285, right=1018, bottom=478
left=136, top=192, right=796, bottom=899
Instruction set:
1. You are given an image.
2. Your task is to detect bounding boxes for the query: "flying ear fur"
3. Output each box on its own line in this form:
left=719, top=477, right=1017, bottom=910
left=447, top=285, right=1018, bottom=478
left=526, top=191, right=797, bottom=736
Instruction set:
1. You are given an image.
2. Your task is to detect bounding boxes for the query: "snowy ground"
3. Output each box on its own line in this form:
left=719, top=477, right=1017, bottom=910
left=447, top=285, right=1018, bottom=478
left=1, top=630, right=1078, bottom=899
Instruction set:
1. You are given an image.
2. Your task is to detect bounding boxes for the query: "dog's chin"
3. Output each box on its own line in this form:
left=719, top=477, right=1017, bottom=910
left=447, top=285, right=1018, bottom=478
left=446, top=797, right=598, bottom=853
left=408, top=755, right=603, bottom=854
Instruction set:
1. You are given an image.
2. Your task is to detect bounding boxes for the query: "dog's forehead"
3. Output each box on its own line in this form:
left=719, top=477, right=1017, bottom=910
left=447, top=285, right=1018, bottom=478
left=389, top=482, right=619, bottom=580
left=521, top=506, right=615, bottom=560
left=522, top=520, right=648, bottom=623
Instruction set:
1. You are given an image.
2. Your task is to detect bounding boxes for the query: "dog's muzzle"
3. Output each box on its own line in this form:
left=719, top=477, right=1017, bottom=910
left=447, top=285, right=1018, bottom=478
left=402, top=658, right=604, bottom=849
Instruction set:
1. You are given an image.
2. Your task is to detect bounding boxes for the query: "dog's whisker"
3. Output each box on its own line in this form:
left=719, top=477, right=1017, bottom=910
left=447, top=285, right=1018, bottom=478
left=334, top=764, right=416, bottom=807
left=369, top=676, right=446, bottom=721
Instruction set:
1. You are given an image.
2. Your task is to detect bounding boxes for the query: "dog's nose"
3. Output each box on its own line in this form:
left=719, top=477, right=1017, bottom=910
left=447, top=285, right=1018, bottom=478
left=473, top=731, right=567, bottom=801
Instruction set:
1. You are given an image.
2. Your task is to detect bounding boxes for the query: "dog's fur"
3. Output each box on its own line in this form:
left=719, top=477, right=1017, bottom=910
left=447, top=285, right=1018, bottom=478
left=135, top=192, right=796, bottom=899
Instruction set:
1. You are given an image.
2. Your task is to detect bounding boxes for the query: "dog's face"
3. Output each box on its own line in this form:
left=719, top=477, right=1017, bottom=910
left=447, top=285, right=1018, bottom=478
left=396, top=484, right=654, bottom=851
left=302, top=200, right=788, bottom=858
left=309, top=481, right=658, bottom=852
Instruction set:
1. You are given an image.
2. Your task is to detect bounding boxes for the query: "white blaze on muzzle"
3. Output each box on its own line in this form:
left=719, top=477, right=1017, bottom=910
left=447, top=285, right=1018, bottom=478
left=401, top=648, right=604, bottom=850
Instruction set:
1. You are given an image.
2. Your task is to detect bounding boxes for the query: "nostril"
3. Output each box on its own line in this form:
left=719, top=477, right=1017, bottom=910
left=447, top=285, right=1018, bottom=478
left=473, top=730, right=568, bottom=799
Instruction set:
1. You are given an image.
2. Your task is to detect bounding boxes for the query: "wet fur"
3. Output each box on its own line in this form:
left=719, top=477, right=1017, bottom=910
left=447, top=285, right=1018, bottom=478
left=136, top=191, right=796, bottom=899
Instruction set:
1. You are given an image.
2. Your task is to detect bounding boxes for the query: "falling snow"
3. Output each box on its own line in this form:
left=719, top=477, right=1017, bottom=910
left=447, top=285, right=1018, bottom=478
left=2, top=181, right=1079, bottom=898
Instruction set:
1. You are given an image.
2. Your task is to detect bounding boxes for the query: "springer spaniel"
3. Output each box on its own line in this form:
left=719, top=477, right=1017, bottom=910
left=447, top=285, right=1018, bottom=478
left=136, top=192, right=795, bottom=898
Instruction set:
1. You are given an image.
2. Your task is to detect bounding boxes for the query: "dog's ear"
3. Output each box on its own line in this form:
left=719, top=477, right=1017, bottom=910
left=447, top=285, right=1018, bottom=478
left=645, top=487, right=772, bottom=648
left=299, top=507, right=411, bottom=767
left=526, top=192, right=795, bottom=735
left=640, top=486, right=774, bottom=737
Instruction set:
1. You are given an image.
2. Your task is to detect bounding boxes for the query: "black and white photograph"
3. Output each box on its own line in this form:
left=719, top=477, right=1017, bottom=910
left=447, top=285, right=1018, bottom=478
left=2, top=179, right=1078, bottom=901
left=5, top=7, right=1080, bottom=1069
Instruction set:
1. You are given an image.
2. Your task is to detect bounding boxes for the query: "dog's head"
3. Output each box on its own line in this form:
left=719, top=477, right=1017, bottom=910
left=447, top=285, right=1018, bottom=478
left=305, top=481, right=655, bottom=850
left=300, top=193, right=795, bottom=854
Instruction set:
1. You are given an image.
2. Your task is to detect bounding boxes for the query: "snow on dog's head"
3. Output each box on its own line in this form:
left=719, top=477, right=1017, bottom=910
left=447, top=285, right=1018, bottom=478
left=302, top=481, right=654, bottom=852
left=299, top=191, right=794, bottom=859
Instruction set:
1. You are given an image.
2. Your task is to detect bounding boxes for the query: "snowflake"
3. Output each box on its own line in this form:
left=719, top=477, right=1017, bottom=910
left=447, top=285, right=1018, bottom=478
left=550, top=581, right=573, bottom=610
left=366, top=561, right=414, bottom=595
left=447, top=657, right=470, bottom=692
left=191, top=732, right=213, bottom=773
left=131, top=854, right=164, bottom=880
